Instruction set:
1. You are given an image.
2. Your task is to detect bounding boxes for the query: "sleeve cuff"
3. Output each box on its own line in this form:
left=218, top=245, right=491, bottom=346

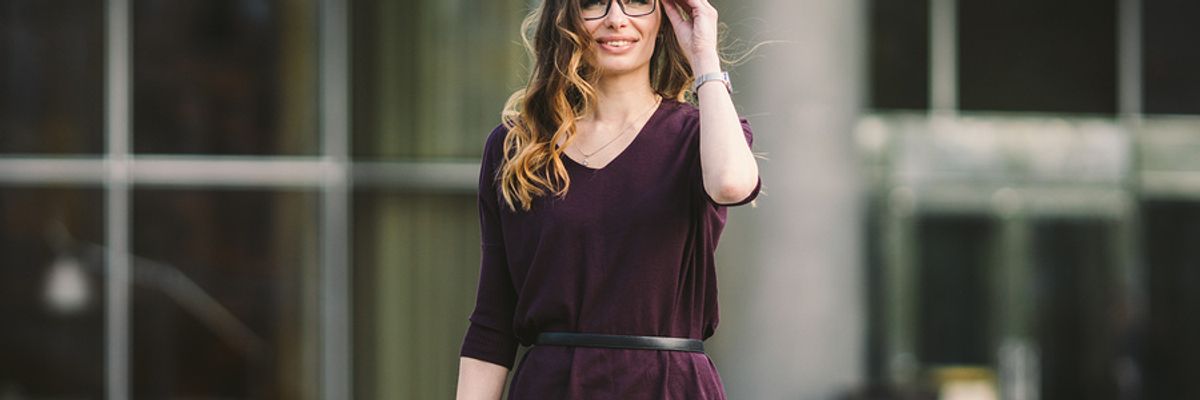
left=710, top=175, right=762, bottom=207
left=459, top=320, right=519, bottom=369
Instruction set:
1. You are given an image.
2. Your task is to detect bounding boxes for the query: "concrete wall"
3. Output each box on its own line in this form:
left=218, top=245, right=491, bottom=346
left=711, top=0, right=866, bottom=398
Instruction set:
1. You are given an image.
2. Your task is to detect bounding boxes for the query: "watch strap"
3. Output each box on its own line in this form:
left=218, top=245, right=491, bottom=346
left=691, top=71, right=732, bottom=94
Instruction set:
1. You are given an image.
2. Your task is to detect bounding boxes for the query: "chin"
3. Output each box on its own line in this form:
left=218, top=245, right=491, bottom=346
left=597, top=64, right=643, bottom=76
left=594, top=56, right=652, bottom=77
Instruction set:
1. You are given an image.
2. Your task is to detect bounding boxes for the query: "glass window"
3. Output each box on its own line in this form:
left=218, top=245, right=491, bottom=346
left=133, top=0, right=318, bottom=155
left=916, top=215, right=994, bottom=365
left=959, top=0, right=1117, bottom=114
left=1142, top=200, right=1200, bottom=399
left=130, top=189, right=319, bottom=398
left=352, top=191, right=478, bottom=399
left=0, top=187, right=105, bottom=398
left=0, top=1, right=104, bottom=154
left=352, top=0, right=528, bottom=160
left=868, top=0, right=929, bottom=110
left=1143, top=0, right=1200, bottom=115
left=1031, top=218, right=1121, bottom=400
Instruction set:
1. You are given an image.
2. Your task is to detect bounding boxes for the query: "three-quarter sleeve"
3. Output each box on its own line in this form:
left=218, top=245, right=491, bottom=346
left=692, top=117, right=763, bottom=207
left=459, top=125, right=520, bottom=369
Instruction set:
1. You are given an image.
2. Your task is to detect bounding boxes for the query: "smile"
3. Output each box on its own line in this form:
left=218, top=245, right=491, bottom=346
left=596, top=36, right=639, bottom=53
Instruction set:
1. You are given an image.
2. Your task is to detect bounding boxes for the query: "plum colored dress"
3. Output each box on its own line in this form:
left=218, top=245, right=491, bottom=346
left=460, top=98, right=762, bottom=399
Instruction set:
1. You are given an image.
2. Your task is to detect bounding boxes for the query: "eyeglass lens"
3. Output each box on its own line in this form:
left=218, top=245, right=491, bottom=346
left=581, top=0, right=657, bottom=20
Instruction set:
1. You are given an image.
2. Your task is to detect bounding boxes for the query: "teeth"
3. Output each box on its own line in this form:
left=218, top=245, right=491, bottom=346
left=603, top=40, right=631, bottom=47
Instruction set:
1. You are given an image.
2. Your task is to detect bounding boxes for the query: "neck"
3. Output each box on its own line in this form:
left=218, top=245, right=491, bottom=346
left=589, top=69, right=658, bottom=123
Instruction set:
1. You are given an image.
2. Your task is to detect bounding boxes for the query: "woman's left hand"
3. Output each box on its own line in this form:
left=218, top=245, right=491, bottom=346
left=662, top=0, right=722, bottom=75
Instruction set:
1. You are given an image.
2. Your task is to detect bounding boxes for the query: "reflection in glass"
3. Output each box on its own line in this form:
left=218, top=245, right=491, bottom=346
left=0, top=1, right=104, bottom=154
left=353, top=0, right=527, bottom=159
left=131, top=189, right=318, bottom=399
left=352, top=192, right=478, bottom=399
left=133, top=0, right=317, bottom=155
left=0, top=187, right=104, bottom=398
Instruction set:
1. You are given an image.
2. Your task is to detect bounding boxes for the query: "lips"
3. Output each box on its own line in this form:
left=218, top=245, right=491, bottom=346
left=596, top=36, right=639, bottom=51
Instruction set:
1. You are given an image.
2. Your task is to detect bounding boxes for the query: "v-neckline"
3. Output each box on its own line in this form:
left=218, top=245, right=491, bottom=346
left=561, top=99, right=668, bottom=172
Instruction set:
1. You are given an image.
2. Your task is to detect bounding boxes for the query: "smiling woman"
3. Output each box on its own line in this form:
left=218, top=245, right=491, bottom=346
left=456, top=0, right=763, bottom=398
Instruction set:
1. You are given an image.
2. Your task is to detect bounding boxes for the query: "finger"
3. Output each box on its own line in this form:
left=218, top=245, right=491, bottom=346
left=685, top=0, right=715, bottom=16
left=661, top=0, right=685, bottom=26
left=687, top=0, right=712, bottom=10
left=666, top=0, right=693, bottom=24
left=667, top=0, right=689, bottom=18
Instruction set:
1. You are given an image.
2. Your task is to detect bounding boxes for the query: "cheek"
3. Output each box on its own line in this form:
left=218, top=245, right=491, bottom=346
left=642, top=23, right=662, bottom=54
left=643, top=36, right=659, bottom=56
left=583, top=22, right=603, bottom=42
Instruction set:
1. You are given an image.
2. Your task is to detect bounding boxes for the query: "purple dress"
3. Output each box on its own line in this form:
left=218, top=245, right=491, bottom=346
left=460, top=98, right=761, bottom=399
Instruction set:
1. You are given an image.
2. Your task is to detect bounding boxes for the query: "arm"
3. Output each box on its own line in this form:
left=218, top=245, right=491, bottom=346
left=457, top=126, right=521, bottom=397
left=664, top=0, right=761, bottom=205
left=456, top=357, right=509, bottom=400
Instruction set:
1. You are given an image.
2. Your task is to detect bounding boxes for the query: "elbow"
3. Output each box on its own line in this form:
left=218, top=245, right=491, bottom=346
left=710, top=177, right=758, bottom=205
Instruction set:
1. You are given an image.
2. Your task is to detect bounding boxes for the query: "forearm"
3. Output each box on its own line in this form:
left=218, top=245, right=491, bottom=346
left=694, top=56, right=760, bottom=204
left=456, top=356, right=510, bottom=400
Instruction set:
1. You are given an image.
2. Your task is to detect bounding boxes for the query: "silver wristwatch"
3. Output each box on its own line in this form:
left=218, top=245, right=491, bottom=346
left=691, top=71, right=732, bottom=94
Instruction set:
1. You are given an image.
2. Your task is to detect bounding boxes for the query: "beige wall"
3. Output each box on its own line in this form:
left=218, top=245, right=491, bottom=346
left=711, top=0, right=866, bottom=398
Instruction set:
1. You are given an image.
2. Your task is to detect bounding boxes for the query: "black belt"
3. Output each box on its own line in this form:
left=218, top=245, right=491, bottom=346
left=535, top=332, right=705, bottom=353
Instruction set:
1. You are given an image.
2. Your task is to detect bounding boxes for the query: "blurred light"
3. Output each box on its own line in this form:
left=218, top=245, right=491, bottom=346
left=931, top=366, right=998, bottom=400
left=940, top=381, right=998, bottom=400
left=43, top=255, right=91, bottom=315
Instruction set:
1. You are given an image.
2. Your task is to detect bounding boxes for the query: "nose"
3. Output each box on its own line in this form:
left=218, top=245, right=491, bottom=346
left=604, top=1, right=630, bottom=27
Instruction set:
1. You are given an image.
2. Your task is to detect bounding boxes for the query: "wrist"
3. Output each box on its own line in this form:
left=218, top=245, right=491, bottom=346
left=691, top=52, right=722, bottom=76
left=691, top=71, right=731, bottom=95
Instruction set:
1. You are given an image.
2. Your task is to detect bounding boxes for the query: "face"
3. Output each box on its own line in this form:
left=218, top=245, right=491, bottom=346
left=580, top=0, right=661, bottom=77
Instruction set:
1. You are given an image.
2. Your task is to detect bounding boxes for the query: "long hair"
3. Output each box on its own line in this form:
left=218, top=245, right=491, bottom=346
left=497, top=0, right=696, bottom=212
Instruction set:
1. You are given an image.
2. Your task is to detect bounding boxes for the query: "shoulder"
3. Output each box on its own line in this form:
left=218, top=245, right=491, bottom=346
left=485, top=123, right=509, bottom=151
left=482, top=123, right=511, bottom=158
left=479, top=123, right=512, bottom=175
left=660, top=98, right=756, bottom=145
left=656, top=98, right=702, bottom=139
left=668, top=99, right=702, bottom=128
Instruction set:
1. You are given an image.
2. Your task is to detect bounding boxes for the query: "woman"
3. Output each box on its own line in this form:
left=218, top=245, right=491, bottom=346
left=456, top=0, right=762, bottom=398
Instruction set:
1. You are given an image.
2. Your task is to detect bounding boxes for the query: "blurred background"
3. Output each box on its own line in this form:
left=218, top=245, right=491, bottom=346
left=1, top=0, right=1198, bottom=399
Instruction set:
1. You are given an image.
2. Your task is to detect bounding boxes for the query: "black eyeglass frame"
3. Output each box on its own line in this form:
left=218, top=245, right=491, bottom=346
left=581, top=0, right=659, bottom=21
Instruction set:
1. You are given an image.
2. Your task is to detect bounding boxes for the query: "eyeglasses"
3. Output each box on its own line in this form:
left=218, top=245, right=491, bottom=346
left=580, top=0, right=657, bottom=21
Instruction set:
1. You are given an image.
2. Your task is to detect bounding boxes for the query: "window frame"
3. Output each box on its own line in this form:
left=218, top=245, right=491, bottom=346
left=0, top=1, right=477, bottom=398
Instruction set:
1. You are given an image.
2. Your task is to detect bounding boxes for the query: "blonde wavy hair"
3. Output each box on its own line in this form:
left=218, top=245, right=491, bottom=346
left=496, top=0, right=696, bottom=212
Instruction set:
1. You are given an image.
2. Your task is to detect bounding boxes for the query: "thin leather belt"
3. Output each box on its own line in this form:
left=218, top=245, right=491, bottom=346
left=535, top=332, right=705, bottom=353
